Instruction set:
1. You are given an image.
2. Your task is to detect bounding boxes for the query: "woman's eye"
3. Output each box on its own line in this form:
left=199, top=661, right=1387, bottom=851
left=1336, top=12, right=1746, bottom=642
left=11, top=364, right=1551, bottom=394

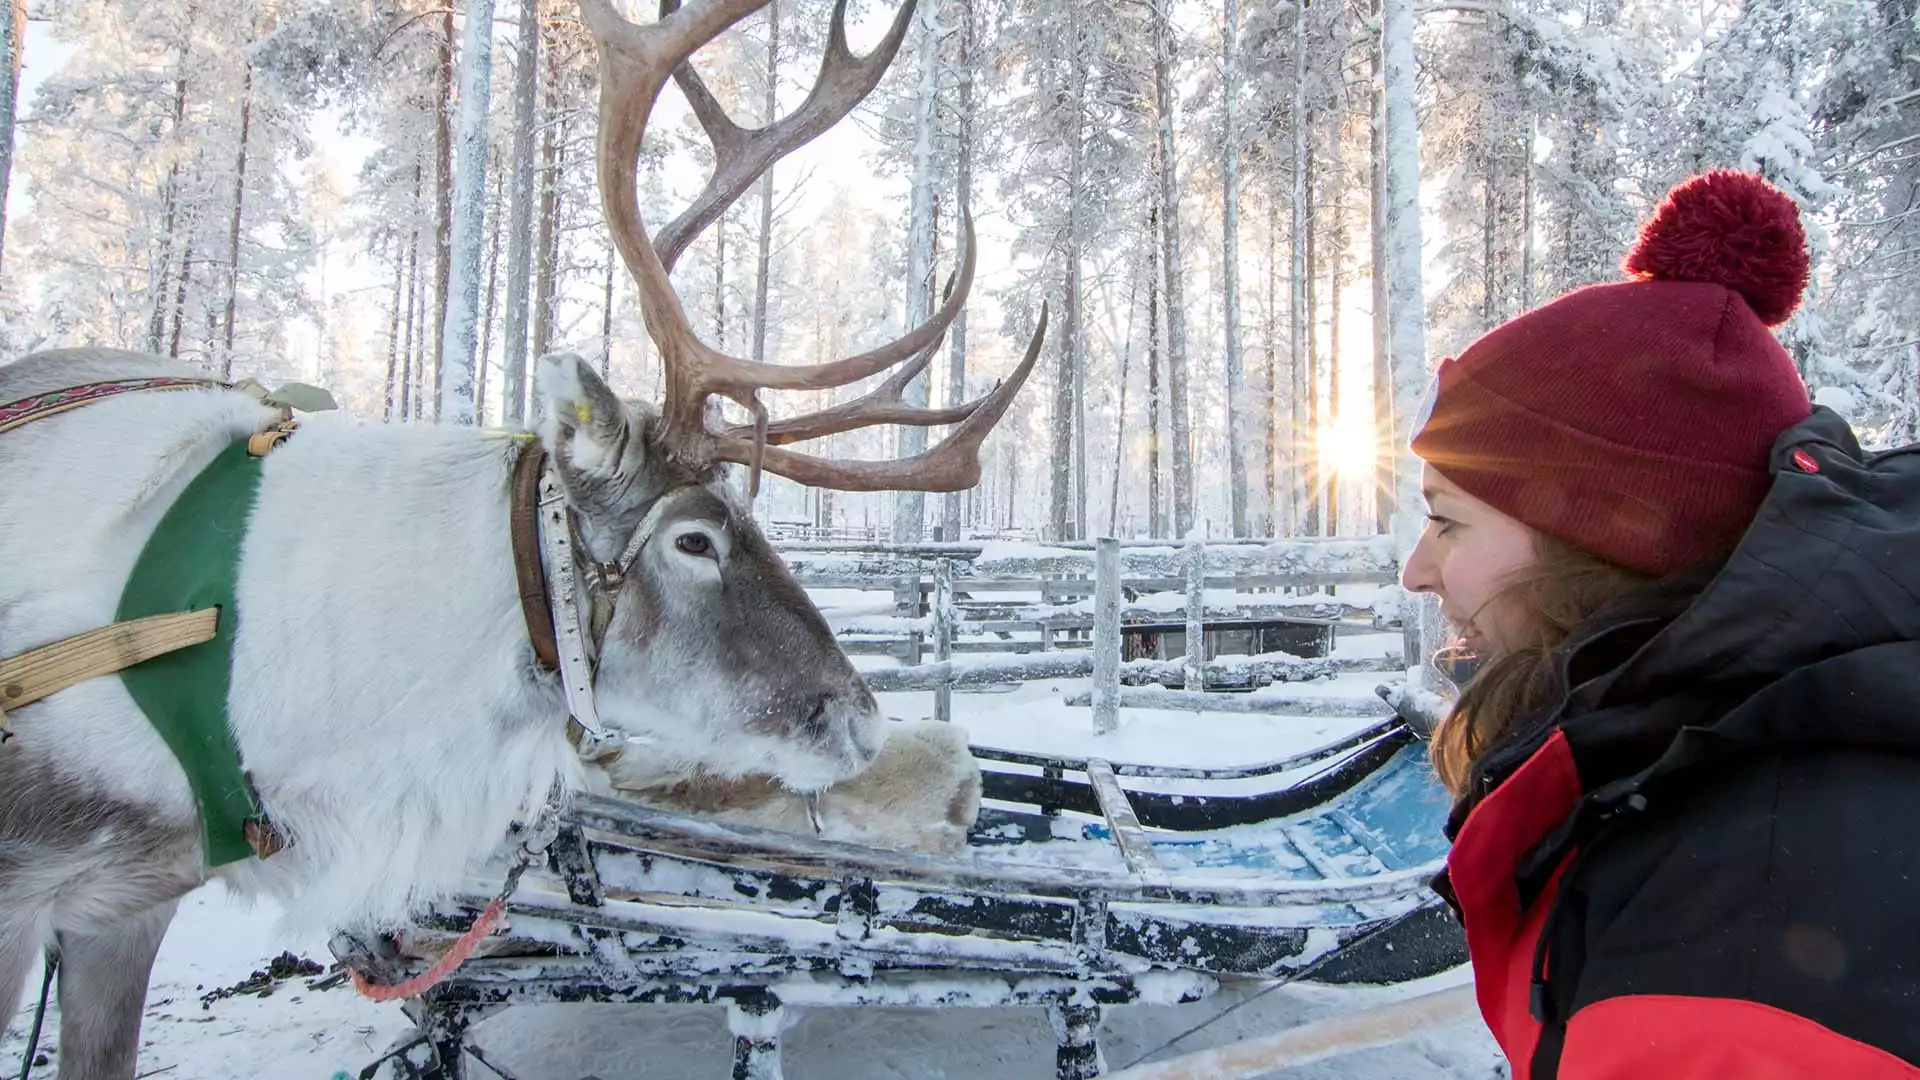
left=1426, top=515, right=1455, bottom=536
left=675, top=533, right=713, bottom=557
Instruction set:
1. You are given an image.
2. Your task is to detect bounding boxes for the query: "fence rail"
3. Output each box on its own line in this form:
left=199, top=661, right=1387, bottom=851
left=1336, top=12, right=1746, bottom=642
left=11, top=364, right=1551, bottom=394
left=782, top=536, right=1413, bottom=706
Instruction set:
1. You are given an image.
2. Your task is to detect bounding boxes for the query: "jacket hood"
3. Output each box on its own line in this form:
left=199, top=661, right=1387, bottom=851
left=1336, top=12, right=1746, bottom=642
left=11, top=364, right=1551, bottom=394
left=1607, top=407, right=1920, bottom=701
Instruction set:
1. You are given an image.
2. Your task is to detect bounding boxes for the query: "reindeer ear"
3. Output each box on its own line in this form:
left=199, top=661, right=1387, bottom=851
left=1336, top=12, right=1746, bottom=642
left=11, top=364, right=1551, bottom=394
left=535, top=352, right=631, bottom=479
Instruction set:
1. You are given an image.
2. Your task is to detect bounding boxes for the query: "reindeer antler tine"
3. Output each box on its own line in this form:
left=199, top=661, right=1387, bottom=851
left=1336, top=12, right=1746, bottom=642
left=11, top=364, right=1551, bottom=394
left=716, top=336, right=960, bottom=447
left=716, top=304, right=1049, bottom=492
left=654, top=0, right=920, bottom=273
left=731, top=206, right=976, bottom=393
left=582, top=1, right=1036, bottom=493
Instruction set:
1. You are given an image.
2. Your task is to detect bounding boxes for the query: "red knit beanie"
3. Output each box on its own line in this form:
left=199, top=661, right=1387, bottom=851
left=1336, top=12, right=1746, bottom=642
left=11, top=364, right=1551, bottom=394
left=1410, top=171, right=1815, bottom=577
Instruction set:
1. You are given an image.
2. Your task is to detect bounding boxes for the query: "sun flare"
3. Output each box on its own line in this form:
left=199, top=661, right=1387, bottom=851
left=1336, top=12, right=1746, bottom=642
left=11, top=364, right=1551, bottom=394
left=1317, top=414, right=1379, bottom=479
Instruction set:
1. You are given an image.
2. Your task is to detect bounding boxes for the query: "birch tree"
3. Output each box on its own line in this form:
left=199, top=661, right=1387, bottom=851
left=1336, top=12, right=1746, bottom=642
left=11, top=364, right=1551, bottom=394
left=893, top=1, right=944, bottom=543
left=1221, top=0, right=1248, bottom=536
left=1153, top=0, right=1194, bottom=537
left=0, top=0, right=24, bottom=271
left=1382, top=0, right=1427, bottom=557
left=499, top=0, right=540, bottom=424
left=439, top=0, right=497, bottom=425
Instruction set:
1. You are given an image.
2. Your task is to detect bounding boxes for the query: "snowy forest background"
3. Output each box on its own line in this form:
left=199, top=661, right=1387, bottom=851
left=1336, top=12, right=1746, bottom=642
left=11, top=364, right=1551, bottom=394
left=0, top=0, right=1913, bottom=543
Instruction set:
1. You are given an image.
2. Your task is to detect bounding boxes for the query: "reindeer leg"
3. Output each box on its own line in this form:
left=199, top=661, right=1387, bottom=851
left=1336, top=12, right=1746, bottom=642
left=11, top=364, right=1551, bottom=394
left=0, top=915, right=39, bottom=1042
left=51, top=899, right=177, bottom=1080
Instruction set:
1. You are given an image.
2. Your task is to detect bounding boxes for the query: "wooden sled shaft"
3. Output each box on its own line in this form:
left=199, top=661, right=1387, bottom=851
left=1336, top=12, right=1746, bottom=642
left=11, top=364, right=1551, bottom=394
left=0, top=609, right=220, bottom=730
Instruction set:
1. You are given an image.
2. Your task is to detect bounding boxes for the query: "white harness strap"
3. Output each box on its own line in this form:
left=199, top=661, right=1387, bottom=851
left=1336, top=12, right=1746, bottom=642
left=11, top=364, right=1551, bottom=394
left=537, top=469, right=606, bottom=738
left=535, top=469, right=680, bottom=739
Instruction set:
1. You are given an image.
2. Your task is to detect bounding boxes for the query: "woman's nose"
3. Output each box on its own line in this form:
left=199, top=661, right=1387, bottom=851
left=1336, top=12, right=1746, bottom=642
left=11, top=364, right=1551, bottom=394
left=1401, top=537, right=1439, bottom=595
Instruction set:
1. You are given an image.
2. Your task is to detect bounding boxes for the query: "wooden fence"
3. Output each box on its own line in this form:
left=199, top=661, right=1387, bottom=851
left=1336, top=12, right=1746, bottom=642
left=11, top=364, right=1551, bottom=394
left=781, top=536, right=1415, bottom=721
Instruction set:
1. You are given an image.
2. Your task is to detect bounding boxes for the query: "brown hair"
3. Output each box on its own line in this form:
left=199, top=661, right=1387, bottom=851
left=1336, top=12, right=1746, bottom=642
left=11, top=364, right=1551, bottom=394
left=1429, top=534, right=1651, bottom=796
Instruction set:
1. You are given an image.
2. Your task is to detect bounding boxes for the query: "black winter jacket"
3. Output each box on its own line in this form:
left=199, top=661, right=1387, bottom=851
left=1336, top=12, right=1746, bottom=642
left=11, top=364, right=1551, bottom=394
left=1431, top=408, right=1920, bottom=1079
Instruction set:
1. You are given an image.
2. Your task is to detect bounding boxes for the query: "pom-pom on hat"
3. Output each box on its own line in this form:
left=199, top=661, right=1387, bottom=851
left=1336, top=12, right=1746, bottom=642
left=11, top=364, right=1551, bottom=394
left=1410, top=170, right=1814, bottom=577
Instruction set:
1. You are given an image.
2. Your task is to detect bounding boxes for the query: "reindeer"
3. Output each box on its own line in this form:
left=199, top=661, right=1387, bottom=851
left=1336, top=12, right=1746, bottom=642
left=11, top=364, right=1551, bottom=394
left=0, top=1, right=1041, bottom=1075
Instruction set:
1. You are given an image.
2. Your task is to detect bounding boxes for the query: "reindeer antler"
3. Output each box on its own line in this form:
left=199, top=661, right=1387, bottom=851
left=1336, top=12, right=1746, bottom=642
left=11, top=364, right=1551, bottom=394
left=576, top=0, right=1044, bottom=493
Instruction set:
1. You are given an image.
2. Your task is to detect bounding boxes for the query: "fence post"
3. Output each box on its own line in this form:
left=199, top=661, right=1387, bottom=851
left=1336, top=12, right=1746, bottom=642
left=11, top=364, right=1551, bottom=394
left=934, top=557, right=955, bottom=723
left=1093, top=537, right=1121, bottom=735
left=1184, top=536, right=1206, bottom=692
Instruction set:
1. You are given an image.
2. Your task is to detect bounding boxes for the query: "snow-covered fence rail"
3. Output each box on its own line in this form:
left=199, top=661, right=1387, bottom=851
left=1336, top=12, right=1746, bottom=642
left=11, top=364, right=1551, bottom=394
left=785, top=536, right=1410, bottom=689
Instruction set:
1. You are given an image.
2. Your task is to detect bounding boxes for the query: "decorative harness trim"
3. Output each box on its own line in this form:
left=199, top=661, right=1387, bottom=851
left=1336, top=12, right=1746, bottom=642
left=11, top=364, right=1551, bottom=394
left=0, top=377, right=220, bottom=436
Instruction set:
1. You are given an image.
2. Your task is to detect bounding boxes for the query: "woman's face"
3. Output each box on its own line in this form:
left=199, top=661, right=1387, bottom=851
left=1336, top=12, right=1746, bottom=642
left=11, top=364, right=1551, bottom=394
left=1401, top=464, right=1541, bottom=656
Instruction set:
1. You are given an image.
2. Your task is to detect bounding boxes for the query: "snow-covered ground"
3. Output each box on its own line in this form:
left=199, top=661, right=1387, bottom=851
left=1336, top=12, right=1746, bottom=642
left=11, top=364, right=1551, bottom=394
left=3, top=644, right=1504, bottom=1080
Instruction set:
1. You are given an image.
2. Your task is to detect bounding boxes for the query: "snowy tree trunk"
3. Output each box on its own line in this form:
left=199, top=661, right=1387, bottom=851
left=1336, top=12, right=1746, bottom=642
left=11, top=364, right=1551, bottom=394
left=385, top=234, right=405, bottom=422
left=439, top=0, right=496, bottom=427
left=1327, top=135, right=1344, bottom=536
left=1521, top=109, right=1536, bottom=310
left=399, top=178, right=421, bottom=421
left=147, top=19, right=194, bottom=356
left=531, top=101, right=564, bottom=365
left=218, top=52, right=255, bottom=379
left=1288, top=0, right=1307, bottom=537
left=431, top=9, right=456, bottom=420
left=1383, top=0, right=1429, bottom=561
left=1054, top=264, right=1077, bottom=540
left=714, top=211, right=727, bottom=346
left=1153, top=0, right=1194, bottom=537
left=1147, top=201, right=1164, bottom=538
left=166, top=217, right=197, bottom=362
left=0, top=0, right=26, bottom=272
left=1109, top=248, right=1141, bottom=536
left=602, top=243, right=616, bottom=379
left=500, top=0, right=540, bottom=425
left=1303, top=151, right=1320, bottom=535
left=751, top=1, right=780, bottom=369
left=1221, top=0, right=1248, bottom=537
left=1371, top=0, right=1392, bottom=535
left=941, top=0, right=976, bottom=544
left=1055, top=1, right=1087, bottom=542
left=1265, top=176, right=1280, bottom=535
left=893, top=3, right=941, bottom=544
left=478, top=159, right=506, bottom=424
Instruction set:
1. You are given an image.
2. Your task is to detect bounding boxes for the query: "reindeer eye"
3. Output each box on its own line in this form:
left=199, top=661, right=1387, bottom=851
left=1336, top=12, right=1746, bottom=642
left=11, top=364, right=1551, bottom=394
left=675, top=533, right=714, bottom=558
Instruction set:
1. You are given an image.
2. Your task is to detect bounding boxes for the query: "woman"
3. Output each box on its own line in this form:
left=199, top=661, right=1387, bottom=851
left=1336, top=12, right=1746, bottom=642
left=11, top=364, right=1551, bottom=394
left=1402, top=170, right=1920, bottom=1079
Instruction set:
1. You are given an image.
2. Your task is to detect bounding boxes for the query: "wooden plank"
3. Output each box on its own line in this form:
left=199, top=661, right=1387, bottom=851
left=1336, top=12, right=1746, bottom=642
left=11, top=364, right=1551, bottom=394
left=1099, top=985, right=1477, bottom=1080
left=1085, top=759, right=1168, bottom=886
left=791, top=571, right=1401, bottom=593
left=1092, top=539, right=1121, bottom=736
left=933, top=559, right=955, bottom=723
left=1183, top=540, right=1206, bottom=693
left=1063, top=687, right=1393, bottom=719
left=0, top=609, right=219, bottom=713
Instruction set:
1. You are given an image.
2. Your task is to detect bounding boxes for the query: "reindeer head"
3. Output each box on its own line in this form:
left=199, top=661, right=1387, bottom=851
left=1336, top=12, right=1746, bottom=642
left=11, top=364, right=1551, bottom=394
left=545, top=0, right=1044, bottom=793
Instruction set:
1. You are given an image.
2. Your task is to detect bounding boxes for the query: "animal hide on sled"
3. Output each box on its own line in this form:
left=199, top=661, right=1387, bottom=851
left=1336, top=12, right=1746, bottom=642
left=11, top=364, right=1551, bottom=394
left=588, top=720, right=982, bottom=856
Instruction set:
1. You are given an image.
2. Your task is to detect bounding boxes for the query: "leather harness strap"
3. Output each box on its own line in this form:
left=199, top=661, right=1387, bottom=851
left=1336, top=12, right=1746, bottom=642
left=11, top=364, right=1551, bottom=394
left=510, top=444, right=560, bottom=672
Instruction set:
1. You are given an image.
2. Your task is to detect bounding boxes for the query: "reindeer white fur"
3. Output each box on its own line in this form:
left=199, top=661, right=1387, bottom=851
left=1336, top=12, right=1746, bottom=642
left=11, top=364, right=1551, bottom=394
left=0, top=347, right=889, bottom=1079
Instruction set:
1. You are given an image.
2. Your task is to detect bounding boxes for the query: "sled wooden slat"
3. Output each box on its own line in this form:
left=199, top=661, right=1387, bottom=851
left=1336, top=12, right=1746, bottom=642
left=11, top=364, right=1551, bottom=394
left=0, top=609, right=219, bottom=717
left=1086, top=759, right=1168, bottom=886
left=1101, top=984, right=1478, bottom=1080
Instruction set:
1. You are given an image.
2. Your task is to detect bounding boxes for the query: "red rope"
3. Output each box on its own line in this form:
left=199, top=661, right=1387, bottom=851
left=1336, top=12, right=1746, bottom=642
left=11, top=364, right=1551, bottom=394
left=349, top=899, right=505, bottom=1002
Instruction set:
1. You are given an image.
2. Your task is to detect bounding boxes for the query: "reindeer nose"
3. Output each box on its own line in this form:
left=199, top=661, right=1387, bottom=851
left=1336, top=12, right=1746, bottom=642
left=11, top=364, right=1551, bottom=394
left=850, top=708, right=885, bottom=759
